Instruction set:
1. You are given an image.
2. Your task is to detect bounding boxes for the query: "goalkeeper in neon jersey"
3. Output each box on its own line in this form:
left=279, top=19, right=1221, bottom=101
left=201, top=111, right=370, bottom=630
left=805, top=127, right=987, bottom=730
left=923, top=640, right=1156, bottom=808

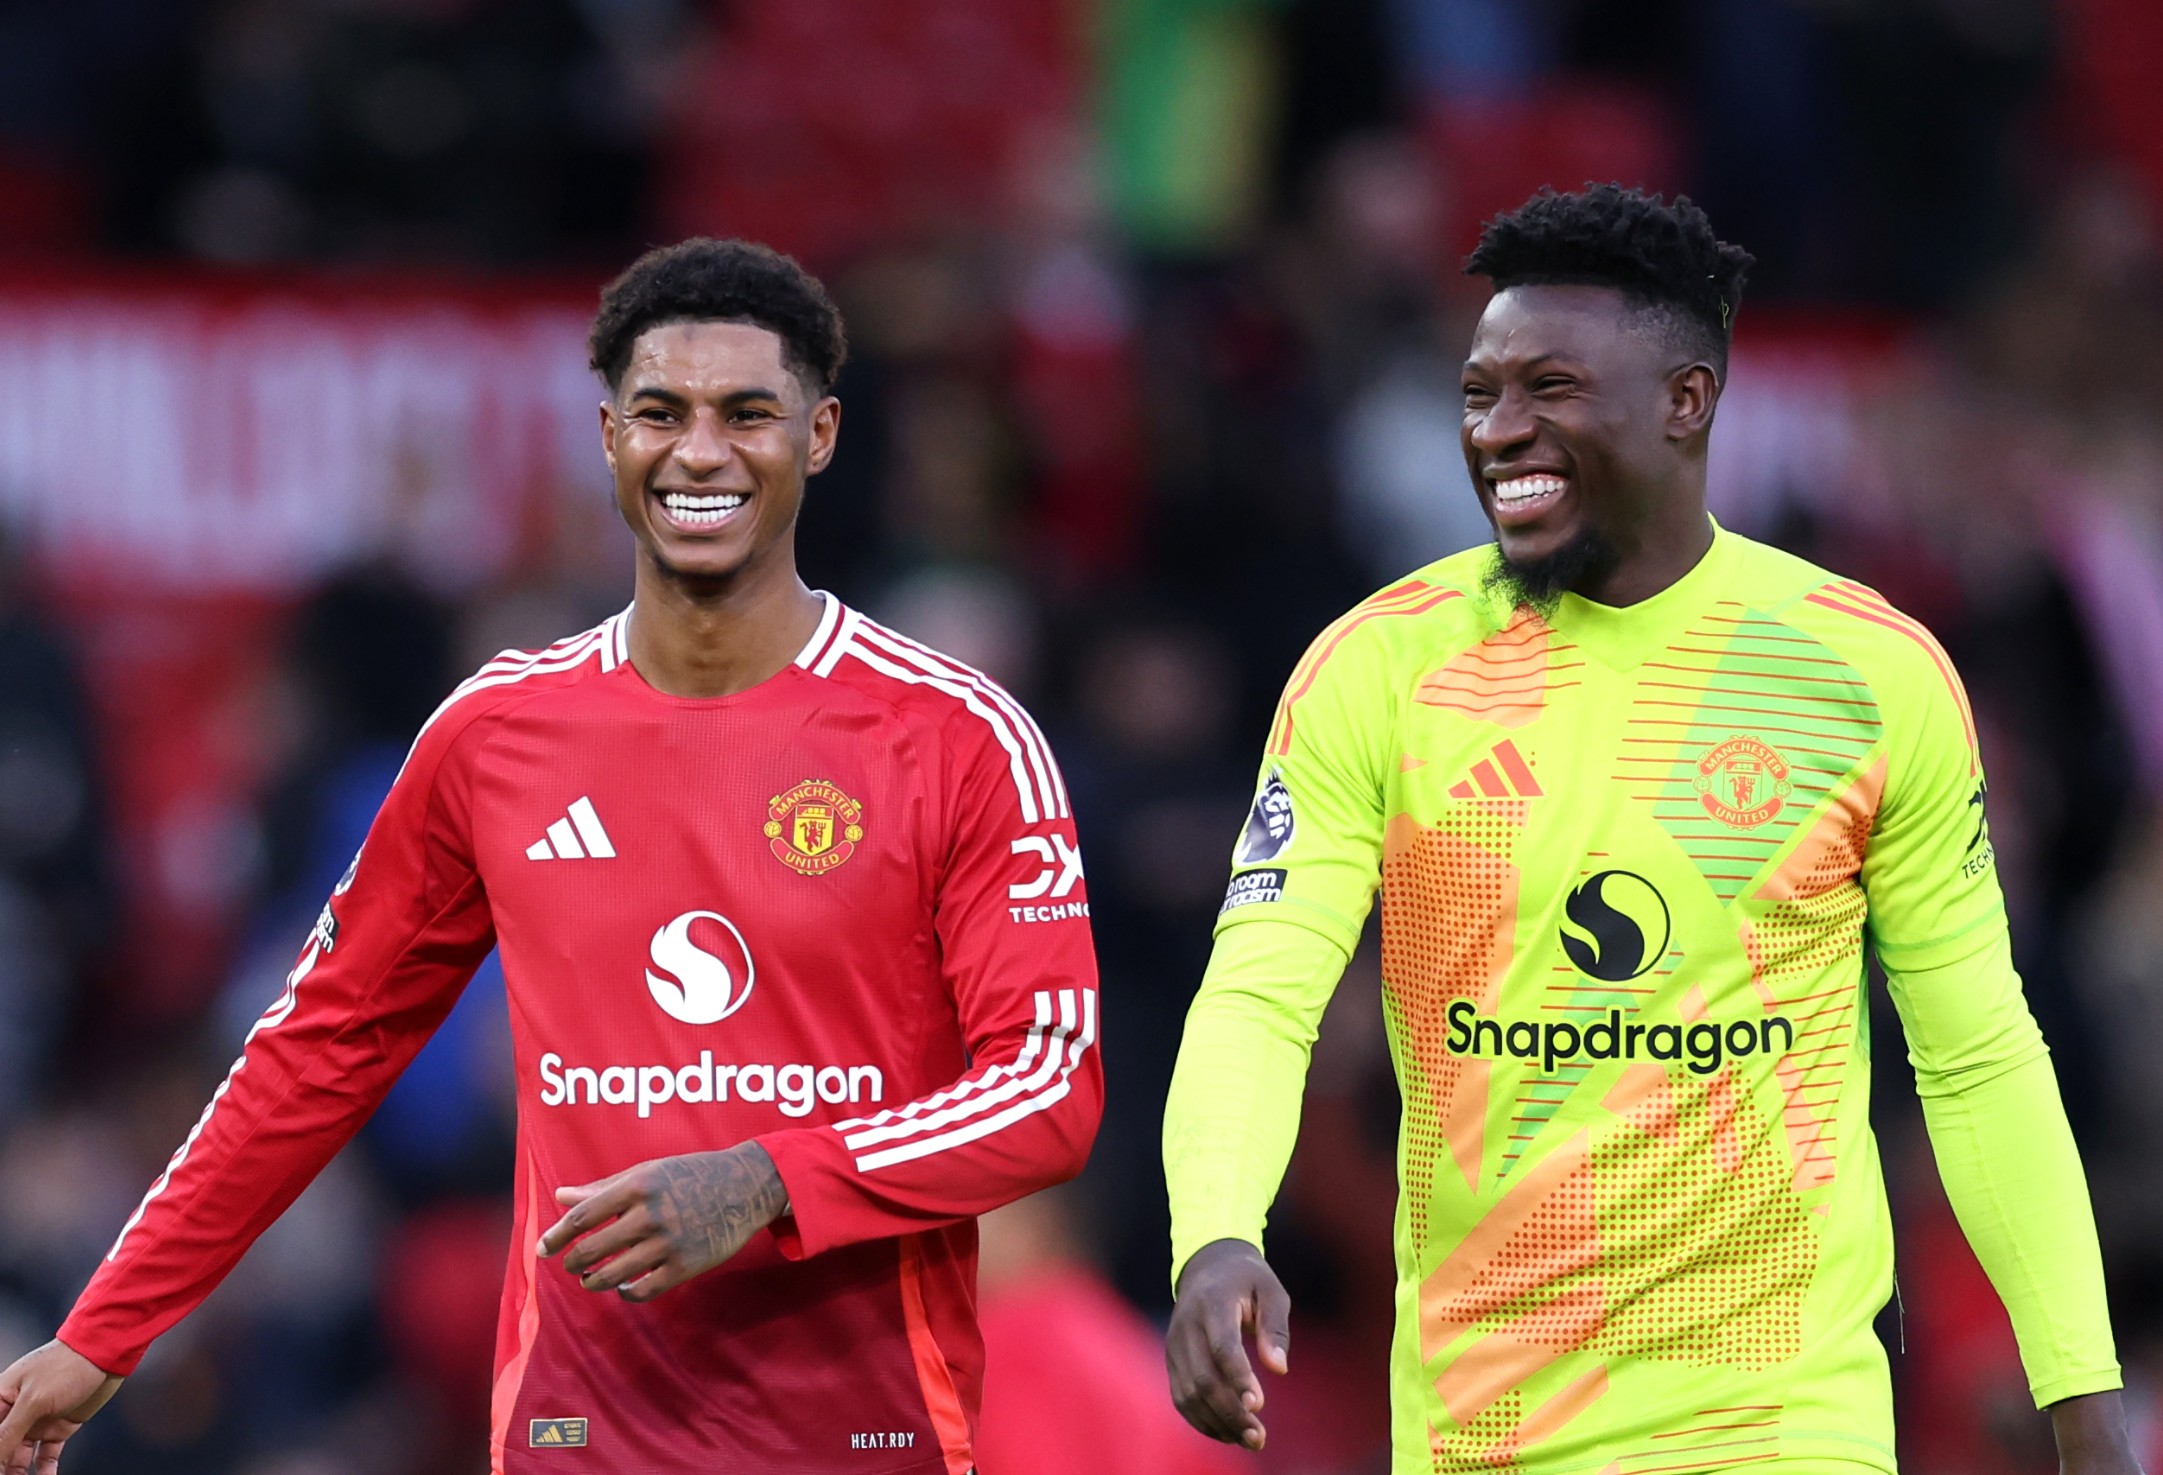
left=1162, top=186, right=2143, bottom=1475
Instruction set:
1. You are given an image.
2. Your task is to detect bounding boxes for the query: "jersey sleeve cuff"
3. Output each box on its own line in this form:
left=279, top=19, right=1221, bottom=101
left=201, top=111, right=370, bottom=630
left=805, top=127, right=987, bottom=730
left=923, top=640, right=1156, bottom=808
left=2031, top=1365, right=2123, bottom=1409
left=754, top=1128, right=848, bottom=1261
left=53, top=1320, right=144, bottom=1379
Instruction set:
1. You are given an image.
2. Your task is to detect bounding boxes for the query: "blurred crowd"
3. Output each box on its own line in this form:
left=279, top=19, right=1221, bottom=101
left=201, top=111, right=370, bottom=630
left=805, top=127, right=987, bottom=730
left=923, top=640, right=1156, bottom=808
left=2, top=2, right=2162, bottom=1473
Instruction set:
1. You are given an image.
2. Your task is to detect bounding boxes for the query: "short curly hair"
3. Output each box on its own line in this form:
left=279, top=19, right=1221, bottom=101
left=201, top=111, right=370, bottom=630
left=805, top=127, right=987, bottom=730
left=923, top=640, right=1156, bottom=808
left=1465, top=185, right=1754, bottom=374
left=588, top=238, right=848, bottom=396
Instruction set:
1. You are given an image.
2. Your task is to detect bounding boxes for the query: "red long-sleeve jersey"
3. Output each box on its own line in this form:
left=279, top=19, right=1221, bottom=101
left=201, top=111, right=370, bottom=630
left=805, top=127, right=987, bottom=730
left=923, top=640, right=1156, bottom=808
left=59, top=594, right=1103, bottom=1475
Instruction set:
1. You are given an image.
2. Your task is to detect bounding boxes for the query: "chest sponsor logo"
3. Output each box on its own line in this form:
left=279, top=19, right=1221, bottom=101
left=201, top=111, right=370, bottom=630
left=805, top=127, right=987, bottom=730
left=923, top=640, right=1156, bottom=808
left=1694, top=736, right=1793, bottom=829
left=1235, top=770, right=1296, bottom=864
left=1559, top=870, right=1670, bottom=982
left=529, top=1419, right=588, bottom=1448
left=536, top=908, right=887, bottom=1119
left=764, top=779, right=864, bottom=876
left=1220, top=867, right=1285, bottom=914
left=645, top=910, right=755, bottom=1025
left=1446, top=1000, right=1795, bottom=1076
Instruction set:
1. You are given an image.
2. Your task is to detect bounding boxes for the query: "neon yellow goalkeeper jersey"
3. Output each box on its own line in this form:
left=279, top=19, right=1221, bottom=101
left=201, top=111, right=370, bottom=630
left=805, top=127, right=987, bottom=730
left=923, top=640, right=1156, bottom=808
left=1181, top=524, right=2116, bottom=1473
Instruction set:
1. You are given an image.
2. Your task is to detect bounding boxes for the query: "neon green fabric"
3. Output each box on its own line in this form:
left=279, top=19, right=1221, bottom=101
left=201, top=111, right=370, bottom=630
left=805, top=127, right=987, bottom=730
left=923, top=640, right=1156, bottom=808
left=1163, top=523, right=2119, bottom=1474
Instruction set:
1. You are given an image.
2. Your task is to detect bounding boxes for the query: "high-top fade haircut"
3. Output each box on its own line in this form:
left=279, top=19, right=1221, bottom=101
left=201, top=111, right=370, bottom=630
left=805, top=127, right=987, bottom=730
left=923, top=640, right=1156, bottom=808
left=1464, top=184, right=1754, bottom=378
left=588, top=238, right=848, bottom=397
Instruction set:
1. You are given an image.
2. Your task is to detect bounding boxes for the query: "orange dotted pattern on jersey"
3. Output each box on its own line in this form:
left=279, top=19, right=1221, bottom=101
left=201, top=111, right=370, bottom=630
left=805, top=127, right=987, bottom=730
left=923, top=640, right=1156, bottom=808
left=1585, top=1074, right=1814, bottom=1369
left=1421, top=1077, right=1814, bottom=1386
left=1414, top=609, right=1583, bottom=729
left=1383, top=808, right=1522, bottom=1239
left=1754, top=882, right=1867, bottom=1194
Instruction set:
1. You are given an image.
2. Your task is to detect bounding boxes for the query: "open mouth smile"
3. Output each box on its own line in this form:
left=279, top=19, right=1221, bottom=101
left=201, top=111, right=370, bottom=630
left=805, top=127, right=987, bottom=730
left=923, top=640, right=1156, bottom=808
left=1485, top=472, right=1569, bottom=525
left=654, top=491, right=749, bottom=531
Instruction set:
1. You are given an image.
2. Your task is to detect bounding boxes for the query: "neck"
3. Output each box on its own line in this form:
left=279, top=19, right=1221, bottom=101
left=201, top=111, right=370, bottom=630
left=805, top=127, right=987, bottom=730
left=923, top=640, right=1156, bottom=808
left=626, top=553, right=824, bottom=699
left=1573, top=485, right=1714, bottom=607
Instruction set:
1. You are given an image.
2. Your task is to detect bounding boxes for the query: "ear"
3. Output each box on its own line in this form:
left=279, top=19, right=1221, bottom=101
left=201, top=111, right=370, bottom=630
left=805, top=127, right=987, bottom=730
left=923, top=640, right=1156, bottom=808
left=806, top=396, right=842, bottom=475
left=598, top=400, right=618, bottom=474
left=1666, top=363, right=1720, bottom=443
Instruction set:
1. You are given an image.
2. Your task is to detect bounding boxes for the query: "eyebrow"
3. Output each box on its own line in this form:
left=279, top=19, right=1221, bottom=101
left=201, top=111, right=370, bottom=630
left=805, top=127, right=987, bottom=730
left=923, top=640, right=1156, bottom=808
left=1461, top=351, right=1584, bottom=375
left=623, top=384, right=788, bottom=407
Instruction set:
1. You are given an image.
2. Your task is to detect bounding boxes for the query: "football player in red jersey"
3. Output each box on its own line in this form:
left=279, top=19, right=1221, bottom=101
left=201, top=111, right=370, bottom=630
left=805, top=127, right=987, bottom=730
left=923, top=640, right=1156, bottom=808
left=0, top=240, right=1103, bottom=1475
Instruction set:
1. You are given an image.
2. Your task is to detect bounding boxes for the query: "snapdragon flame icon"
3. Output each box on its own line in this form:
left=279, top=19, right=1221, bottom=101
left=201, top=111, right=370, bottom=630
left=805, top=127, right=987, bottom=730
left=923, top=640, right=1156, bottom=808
left=644, top=910, right=757, bottom=1025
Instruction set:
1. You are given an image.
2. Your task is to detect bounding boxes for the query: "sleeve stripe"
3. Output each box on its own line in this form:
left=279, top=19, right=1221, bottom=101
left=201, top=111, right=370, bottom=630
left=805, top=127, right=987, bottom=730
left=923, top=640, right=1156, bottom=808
left=1269, top=586, right=1463, bottom=755
left=840, top=990, right=1077, bottom=1150
left=832, top=636, right=1048, bottom=823
left=851, top=990, right=1097, bottom=1172
left=408, top=626, right=609, bottom=755
left=830, top=992, right=1055, bottom=1134
left=851, top=618, right=1069, bottom=819
left=1804, top=588, right=1978, bottom=765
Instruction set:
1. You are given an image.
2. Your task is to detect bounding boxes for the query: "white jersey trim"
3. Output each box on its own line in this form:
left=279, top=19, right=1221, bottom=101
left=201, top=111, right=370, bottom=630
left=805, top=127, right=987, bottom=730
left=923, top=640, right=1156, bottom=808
left=826, top=615, right=1067, bottom=823
left=844, top=988, right=1097, bottom=1173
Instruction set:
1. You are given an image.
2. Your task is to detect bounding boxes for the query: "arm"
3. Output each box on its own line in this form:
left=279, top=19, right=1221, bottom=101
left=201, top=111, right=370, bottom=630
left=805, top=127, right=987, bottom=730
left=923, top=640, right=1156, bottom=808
left=0, top=709, right=494, bottom=1466
left=1164, top=611, right=1393, bottom=1449
left=1163, top=917, right=1348, bottom=1449
left=758, top=712, right=1102, bottom=1259
left=1861, top=630, right=2133, bottom=1471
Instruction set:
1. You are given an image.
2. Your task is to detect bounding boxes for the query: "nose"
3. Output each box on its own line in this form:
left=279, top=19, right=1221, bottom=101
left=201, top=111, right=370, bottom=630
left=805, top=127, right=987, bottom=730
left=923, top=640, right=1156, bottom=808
left=672, top=407, right=731, bottom=476
left=1466, top=385, right=1537, bottom=462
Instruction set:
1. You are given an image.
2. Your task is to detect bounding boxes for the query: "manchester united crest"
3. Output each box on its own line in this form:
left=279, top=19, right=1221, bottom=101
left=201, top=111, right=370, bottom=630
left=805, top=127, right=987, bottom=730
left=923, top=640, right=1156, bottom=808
left=764, top=780, right=865, bottom=876
left=1694, top=736, right=1793, bottom=829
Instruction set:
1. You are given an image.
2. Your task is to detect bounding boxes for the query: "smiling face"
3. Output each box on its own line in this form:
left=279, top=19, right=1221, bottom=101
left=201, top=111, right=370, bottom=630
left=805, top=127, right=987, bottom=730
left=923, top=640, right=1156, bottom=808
left=601, top=319, right=839, bottom=592
left=1460, top=284, right=1718, bottom=603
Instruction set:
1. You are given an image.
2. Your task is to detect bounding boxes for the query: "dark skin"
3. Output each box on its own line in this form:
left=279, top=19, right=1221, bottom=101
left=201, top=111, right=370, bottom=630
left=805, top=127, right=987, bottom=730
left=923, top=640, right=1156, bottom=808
left=0, top=317, right=846, bottom=1471
left=1166, top=284, right=2143, bottom=1473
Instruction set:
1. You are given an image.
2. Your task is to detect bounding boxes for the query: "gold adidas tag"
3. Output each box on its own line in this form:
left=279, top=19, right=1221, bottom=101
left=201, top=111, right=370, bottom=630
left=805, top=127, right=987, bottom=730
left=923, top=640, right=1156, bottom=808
left=529, top=1418, right=589, bottom=1448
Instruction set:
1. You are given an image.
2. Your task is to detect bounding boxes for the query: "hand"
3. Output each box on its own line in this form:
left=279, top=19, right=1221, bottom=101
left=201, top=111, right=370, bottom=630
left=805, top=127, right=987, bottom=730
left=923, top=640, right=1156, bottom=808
left=1165, top=1238, right=1291, bottom=1451
left=2051, top=1390, right=2146, bottom=1475
left=0, top=1340, right=122, bottom=1475
left=537, top=1143, right=788, bottom=1303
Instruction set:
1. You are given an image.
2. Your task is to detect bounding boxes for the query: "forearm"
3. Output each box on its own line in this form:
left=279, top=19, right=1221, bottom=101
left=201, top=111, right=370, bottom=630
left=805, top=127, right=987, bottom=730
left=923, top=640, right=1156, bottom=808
left=1164, top=917, right=1346, bottom=1286
left=1901, top=940, right=2121, bottom=1407
left=759, top=987, right=1102, bottom=1259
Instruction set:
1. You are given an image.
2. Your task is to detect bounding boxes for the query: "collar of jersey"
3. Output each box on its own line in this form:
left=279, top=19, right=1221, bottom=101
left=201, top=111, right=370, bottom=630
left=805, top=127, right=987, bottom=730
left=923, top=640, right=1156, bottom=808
left=1546, top=516, right=1737, bottom=671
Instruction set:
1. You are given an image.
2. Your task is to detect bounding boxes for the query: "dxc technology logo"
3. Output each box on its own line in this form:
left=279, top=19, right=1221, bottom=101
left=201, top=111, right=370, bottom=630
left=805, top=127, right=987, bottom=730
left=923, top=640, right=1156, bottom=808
left=645, top=910, right=756, bottom=1025
left=1558, top=869, right=1671, bottom=982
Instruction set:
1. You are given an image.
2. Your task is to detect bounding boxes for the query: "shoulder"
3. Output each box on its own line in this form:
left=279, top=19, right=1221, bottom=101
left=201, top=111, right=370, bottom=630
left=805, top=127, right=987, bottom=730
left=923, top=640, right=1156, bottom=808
left=1288, top=554, right=1499, bottom=689
left=404, top=610, right=629, bottom=772
left=811, top=605, right=1068, bottom=824
left=1730, top=535, right=1978, bottom=744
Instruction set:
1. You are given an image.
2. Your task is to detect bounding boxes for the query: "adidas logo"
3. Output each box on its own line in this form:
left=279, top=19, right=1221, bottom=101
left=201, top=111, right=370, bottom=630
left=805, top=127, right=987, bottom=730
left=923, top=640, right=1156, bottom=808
left=525, top=797, right=616, bottom=860
left=529, top=1417, right=588, bottom=1448
left=1446, top=739, right=1543, bottom=799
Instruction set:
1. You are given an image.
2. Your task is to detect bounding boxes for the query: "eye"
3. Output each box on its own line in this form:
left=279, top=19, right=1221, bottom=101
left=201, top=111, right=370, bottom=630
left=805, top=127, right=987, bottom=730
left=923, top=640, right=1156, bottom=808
left=1532, top=375, right=1578, bottom=395
left=635, top=407, right=678, bottom=425
left=1462, top=383, right=1495, bottom=405
left=730, top=407, right=775, bottom=425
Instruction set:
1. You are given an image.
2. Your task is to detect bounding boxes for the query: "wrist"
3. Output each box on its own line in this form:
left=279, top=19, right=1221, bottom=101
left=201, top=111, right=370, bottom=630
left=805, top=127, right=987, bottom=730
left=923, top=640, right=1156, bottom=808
left=2049, top=1390, right=2137, bottom=1467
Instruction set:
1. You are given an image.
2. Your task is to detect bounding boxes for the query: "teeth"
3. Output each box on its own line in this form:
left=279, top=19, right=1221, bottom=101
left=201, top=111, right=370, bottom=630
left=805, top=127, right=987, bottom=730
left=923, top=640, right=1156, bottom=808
left=660, top=493, right=747, bottom=526
left=1492, top=475, right=1567, bottom=503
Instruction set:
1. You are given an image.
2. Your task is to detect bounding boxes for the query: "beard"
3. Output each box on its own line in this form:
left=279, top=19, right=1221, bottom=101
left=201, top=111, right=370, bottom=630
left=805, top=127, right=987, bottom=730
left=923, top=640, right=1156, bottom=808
left=1481, top=526, right=1620, bottom=617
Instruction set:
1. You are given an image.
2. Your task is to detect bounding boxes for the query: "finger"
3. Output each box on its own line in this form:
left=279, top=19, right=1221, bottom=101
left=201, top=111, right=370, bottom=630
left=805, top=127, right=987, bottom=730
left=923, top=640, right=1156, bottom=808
left=1254, top=1276, right=1293, bottom=1376
left=615, top=1256, right=694, bottom=1304
left=559, top=1210, right=652, bottom=1277
left=538, top=1183, right=634, bottom=1257
left=0, top=1396, right=42, bottom=1469
left=1167, top=1315, right=1249, bottom=1446
left=552, top=1175, right=610, bottom=1207
left=577, top=1239, right=670, bottom=1296
left=34, top=1435, right=65, bottom=1475
left=1200, top=1303, right=1267, bottom=1448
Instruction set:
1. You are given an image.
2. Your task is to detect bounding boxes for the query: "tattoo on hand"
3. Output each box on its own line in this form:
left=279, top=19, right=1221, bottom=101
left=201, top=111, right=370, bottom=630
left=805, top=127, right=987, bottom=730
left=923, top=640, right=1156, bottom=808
left=647, top=1146, right=789, bottom=1273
